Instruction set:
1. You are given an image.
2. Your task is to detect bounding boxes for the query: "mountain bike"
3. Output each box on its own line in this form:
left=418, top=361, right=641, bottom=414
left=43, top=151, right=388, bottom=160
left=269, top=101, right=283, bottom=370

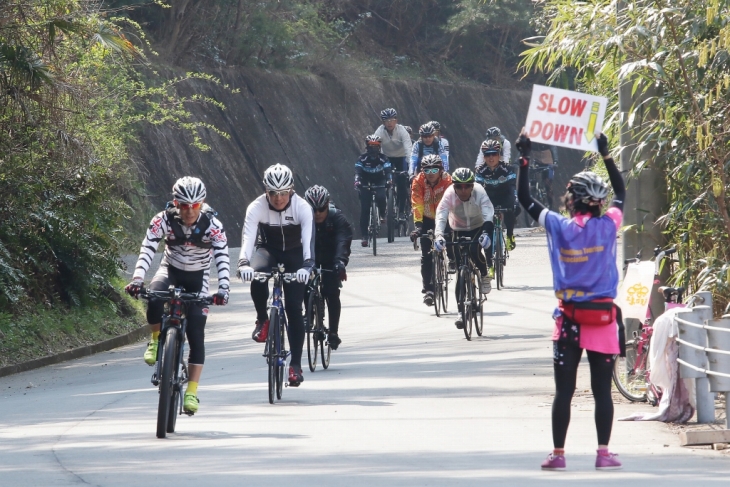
left=141, top=287, right=214, bottom=438
left=305, top=267, right=334, bottom=372
left=253, top=266, right=297, bottom=404
left=613, top=246, right=684, bottom=403
left=492, top=207, right=510, bottom=290
left=446, top=237, right=485, bottom=340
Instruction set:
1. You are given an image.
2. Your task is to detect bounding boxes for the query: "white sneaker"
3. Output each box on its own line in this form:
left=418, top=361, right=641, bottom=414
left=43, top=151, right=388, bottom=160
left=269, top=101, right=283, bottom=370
left=480, top=276, right=492, bottom=294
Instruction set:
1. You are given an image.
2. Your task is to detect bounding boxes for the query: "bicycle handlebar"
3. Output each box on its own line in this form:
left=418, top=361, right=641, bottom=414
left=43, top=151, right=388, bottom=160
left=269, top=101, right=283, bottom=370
left=140, top=288, right=214, bottom=305
left=253, top=271, right=297, bottom=283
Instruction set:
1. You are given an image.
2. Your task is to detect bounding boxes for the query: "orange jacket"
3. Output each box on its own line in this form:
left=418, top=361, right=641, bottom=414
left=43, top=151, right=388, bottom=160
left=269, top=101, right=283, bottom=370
left=411, top=171, right=452, bottom=223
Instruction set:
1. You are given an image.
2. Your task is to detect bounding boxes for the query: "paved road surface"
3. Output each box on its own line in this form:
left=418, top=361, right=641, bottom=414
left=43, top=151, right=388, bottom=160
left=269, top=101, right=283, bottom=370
left=2, top=232, right=729, bottom=486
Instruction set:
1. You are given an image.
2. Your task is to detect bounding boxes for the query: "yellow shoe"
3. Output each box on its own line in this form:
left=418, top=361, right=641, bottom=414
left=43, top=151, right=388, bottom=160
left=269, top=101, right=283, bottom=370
left=507, top=235, right=516, bottom=251
left=183, top=393, right=199, bottom=413
left=143, top=340, right=158, bottom=365
left=487, top=267, right=495, bottom=280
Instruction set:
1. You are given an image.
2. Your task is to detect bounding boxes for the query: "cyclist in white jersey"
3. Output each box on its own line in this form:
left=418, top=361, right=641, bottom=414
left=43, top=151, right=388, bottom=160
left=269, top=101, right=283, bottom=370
left=474, top=126, right=511, bottom=166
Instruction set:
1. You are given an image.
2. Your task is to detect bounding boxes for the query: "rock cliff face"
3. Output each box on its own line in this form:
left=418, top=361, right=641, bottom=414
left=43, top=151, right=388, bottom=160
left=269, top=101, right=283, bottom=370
left=135, top=69, right=579, bottom=241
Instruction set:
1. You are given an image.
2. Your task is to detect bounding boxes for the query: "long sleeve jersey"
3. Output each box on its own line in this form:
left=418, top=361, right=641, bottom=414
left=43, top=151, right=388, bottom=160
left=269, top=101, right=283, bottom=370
left=355, top=153, right=392, bottom=182
left=475, top=162, right=517, bottom=208
left=435, top=184, right=494, bottom=235
left=373, top=124, right=413, bottom=159
left=133, top=205, right=230, bottom=294
left=439, top=136, right=450, bottom=158
left=239, top=193, right=315, bottom=266
left=314, top=207, right=353, bottom=267
left=475, top=136, right=512, bottom=166
left=410, top=139, right=449, bottom=176
left=411, top=171, right=452, bottom=224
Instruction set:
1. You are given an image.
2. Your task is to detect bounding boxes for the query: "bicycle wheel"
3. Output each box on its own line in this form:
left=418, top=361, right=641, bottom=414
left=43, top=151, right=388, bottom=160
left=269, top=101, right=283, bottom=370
left=441, top=256, right=449, bottom=313
left=267, top=309, right=278, bottom=404
left=494, top=233, right=503, bottom=291
left=320, top=298, right=331, bottom=369
left=371, top=200, right=378, bottom=256
left=387, top=188, right=395, bottom=243
left=166, top=362, right=180, bottom=433
left=276, top=312, right=285, bottom=400
left=460, top=268, right=473, bottom=341
left=156, top=327, right=177, bottom=438
left=433, top=252, right=441, bottom=317
left=306, top=291, right=319, bottom=372
left=474, top=274, right=484, bottom=337
left=612, top=339, right=649, bottom=402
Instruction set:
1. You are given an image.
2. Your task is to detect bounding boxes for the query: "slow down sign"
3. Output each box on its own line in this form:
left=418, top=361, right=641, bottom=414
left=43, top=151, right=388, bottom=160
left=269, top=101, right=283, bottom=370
left=524, top=85, right=608, bottom=153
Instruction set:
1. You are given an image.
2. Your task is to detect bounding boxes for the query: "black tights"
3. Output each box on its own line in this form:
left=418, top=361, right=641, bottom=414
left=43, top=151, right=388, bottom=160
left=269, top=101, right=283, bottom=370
left=552, top=341, right=615, bottom=449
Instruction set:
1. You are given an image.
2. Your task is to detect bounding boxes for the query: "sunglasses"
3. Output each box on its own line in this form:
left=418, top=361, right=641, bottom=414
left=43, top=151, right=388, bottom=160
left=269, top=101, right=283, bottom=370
left=421, top=134, right=435, bottom=138
left=268, top=189, right=290, bottom=197
left=176, top=201, right=202, bottom=210
left=314, top=207, right=328, bottom=213
left=482, top=151, right=499, bottom=157
left=454, top=184, right=473, bottom=190
left=423, top=168, right=440, bottom=174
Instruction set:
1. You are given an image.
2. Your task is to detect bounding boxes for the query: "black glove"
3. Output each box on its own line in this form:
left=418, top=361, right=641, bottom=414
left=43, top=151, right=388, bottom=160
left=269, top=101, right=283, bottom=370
left=515, top=133, right=531, bottom=158
left=124, top=279, right=143, bottom=298
left=410, top=223, right=423, bottom=242
left=596, top=132, right=610, bottom=157
left=334, top=261, right=347, bottom=281
left=213, top=290, right=229, bottom=306
left=354, top=179, right=362, bottom=190
left=386, top=179, right=393, bottom=189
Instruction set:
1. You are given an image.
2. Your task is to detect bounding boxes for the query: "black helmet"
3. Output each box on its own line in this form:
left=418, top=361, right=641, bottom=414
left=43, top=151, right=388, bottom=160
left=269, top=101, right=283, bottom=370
left=567, top=171, right=609, bottom=205
left=485, top=127, right=502, bottom=138
left=481, top=139, right=501, bottom=155
left=451, top=167, right=475, bottom=184
left=380, top=108, right=397, bottom=120
left=421, top=154, right=444, bottom=170
left=304, top=185, right=330, bottom=210
left=419, top=123, right=436, bottom=136
left=429, top=120, right=441, bottom=131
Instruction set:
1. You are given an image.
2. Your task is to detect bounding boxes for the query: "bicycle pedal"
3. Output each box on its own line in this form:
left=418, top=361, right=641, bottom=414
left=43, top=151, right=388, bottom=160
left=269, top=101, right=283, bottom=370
left=183, top=410, right=195, bottom=416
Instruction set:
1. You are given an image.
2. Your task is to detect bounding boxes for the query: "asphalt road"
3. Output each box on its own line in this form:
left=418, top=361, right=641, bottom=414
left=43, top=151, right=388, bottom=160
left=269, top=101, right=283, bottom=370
left=2, top=232, right=729, bottom=486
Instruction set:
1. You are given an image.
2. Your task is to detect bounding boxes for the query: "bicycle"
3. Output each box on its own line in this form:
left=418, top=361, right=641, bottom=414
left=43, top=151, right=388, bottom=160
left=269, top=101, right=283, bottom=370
left=492, top=207, right=510, bottom=290
left=523, top=162, right=555, bottom=227
left=362, top=183, right=391, bottom=255
left=253, top=266, right=297, bottom=404
left=417, top=231, right=450, bottom=317
left=446, top=237, right=485, bottom=340
left=613, top=246, right=683, bottom=404
left=305, top=267, right=334, bottom=372
left=140, top=287, right=214, bottom=438
left=392, top=171, right=412, bottom=237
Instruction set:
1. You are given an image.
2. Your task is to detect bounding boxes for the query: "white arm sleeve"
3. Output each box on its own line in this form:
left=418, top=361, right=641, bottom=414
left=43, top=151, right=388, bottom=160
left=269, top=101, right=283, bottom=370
left=400, top=125, right=413, bottom=161
left=435, top=188, right=453, bottom=235
left=297, top=196, right=315, bottom=262
left=240, top=198, right=264, bottom=263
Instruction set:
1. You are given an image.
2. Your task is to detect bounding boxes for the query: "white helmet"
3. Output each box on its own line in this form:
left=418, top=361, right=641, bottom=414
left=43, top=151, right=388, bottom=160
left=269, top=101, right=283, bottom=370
left=263, top=164, right=294, bottom=191
left=172, top=176, right=206, bottom=203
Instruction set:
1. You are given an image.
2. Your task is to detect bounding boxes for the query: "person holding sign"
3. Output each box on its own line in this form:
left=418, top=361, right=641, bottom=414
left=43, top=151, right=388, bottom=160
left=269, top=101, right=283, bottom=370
left=515, top=130, right=625, bottom=471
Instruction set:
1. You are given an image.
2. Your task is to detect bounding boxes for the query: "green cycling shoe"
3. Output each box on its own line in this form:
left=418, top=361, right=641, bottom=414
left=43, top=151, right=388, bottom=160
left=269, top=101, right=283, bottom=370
left=183, top=393, right=199, bottom=414
left=143, top=339, right=158, bottom=365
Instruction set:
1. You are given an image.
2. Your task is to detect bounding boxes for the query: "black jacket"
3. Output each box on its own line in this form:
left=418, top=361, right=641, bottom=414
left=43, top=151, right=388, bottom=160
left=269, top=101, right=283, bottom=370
left=314, top=206, right=353, bottom=267
left=475, top=162, right=518, bottom=208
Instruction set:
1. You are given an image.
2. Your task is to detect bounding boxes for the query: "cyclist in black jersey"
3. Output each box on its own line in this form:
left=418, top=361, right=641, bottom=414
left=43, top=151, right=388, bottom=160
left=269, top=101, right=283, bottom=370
left=304, top=185, right=353, bottom=349
left=238, top=164, right=315, bottom=387
left=125, top=177, right=230, bottom=414
left=354, top=135, right=393, bottom=247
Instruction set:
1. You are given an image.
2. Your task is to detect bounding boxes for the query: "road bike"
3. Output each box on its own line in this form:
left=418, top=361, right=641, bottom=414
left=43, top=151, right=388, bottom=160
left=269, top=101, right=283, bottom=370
left=392, top=171, right=412, bottom=237
left=362, top=183, right=395, bottom=255
left=305, top=267, right=334, bottom=372
left=253, top=266, right=297, bottom=404
left=613, top=246, right=684, bottom=403
left=416, top=230, right=450, bottom=317
left=141, top=287, right=213, bottom=438
left=446, top=237, right=485, bottom=340
left=492, top=207, right=510, bottom=290
left=523, top=162, right=555, bottom=227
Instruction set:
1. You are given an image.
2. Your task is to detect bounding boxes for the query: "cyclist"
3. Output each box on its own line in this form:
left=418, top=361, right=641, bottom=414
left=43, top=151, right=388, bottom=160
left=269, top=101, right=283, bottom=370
left=374, top=108, right=413, bottom=226
left=476, top=139, right=520, bottom=266
left=125, top=177, right=230, bottom=414
left=238, top=164, right=315, bottom=387
left=516, top=131, right=625, bottom=471
left=531, top=141, right=559, bottom=210
left=428, top=120, right=450, bottom=159
left=410, top=123, right=449, bottom=177
left=354, top=135, right=393, bottom=247
left=409, top=154, right=452, bottom=307
left=434, top=168, right=494, bottom=330
left=474, top=126, right=511, bottom=166
left=404, top=125, right=416, bottom=142
left=303, top=185, right=353, bottom=350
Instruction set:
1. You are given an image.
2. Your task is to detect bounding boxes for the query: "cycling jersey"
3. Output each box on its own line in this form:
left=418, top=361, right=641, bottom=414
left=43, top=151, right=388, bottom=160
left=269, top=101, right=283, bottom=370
left=410, top=139, right=449, bottom=176
left=475, top=136, right=512, bottom=166
left=239, top=193, right=315, bottom=266
left=475, top=162, right=517, bottom=208
left=411, top=171, right=452, bottom=224
left=314, top=207, right=353, bottom=267
left=439, top=136, right=450, bottom=158
left=355, top=153, right=392, bottom=182
left=373, top=124, right=413, bottom=159
left=435, top=184, right=494, bottom=235
left=133, top=205, right=230, bottom=294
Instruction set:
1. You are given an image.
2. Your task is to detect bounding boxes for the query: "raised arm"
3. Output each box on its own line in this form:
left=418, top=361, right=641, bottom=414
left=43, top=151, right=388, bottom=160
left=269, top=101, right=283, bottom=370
left=515, top=133, right=546, bottom=222
left=596, top=133, right=625, bottom=210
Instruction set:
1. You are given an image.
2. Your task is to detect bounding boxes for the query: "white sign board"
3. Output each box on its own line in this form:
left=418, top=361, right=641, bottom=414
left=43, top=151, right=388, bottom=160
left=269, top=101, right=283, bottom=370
left=524, top=85, right=608, bottom=152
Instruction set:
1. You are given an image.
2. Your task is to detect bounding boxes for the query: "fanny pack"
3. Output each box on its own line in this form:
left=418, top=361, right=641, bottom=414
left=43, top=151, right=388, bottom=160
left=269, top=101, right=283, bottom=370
left=559, top=298, right=616, bottom=327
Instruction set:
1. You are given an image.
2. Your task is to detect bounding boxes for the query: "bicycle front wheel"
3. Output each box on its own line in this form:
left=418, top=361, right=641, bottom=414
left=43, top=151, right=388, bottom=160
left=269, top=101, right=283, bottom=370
left=495, top=234, right=503, bottom=291
left=320, top=298, right=331, bottom=369
left=460, top=268, right=473, bottom=341
left=371, top=200, right=378, bottom=256
left=157, top=327, right=178, bottom=438
left=387, top=188, right=395, bottom=243
left=612, top=339, right=649, bottom=402
left=433, top=252, right=442, bottom=317
left=276, top=312, right=285, bottom=400
left=267, top=309, right=279, bottom=404
left=306, top=291, right=319, bottom=372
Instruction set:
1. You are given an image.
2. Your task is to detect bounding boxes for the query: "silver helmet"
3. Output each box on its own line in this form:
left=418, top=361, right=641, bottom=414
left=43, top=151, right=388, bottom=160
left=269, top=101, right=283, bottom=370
left=172, top=176, right=207, bottom=203
left=263, top=164, right=294, bottom=191
left=567, top=171, right=609, bottom=205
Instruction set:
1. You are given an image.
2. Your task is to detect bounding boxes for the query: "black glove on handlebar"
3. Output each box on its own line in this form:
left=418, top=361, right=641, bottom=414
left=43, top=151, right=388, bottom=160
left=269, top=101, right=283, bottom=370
left=410, top=223, right=423, bottom=242
left=334, top=261, right=347, bottom=281
left=125, top=280, right=143, bottom=299
left=213, top=290, right=229, bottom=306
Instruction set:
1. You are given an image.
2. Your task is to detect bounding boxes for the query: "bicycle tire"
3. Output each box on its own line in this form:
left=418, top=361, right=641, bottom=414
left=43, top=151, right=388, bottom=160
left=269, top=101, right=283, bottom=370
left=267, top=309, right=278, bottom=404
left=166, top=363, right=180, bottom=433
left=306, top=291, right=319, bottom=372
left=460, top=267, right=472, bottom=341
left=613, top=340, right=649, bottom=402
left=371, top=200, right=378, bottom=256
left=156, top=327, right=177, bottom=438
left=276, top=311, right=285, bottom=400
left=387, top=189, right=395, bottom=243
left=495, top=232, right=503, bottom=291
left=442, top=258, right=449, bottom=313
left=433, top=252, right=441, bottom=317
left=474, top=284, right=484, bottom=337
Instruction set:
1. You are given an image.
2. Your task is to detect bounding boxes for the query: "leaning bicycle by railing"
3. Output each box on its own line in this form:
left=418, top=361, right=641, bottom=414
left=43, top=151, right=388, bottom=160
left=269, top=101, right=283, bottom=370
left=446, top=237, right=485, bottom=340
left=140, top=287, right=214, bottom=438
left=305, top=267, right=335, bottom=372
left=253, top=266, right=297, bottom=404
left=492, top=207, right=510, bottom=290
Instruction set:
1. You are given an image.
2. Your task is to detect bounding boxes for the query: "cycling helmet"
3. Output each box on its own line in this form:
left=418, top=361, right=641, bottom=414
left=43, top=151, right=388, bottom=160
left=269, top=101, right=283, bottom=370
left=304, top=185, right=330, bottom=210
left=404, top=125, right=413, bottom=134
left=485, top=126, right=502, bottom=138
left=172, top=176, right=207, bottom=203
left=429, top=121, right=441, bottom=131
left=567, top=171, right=608, bottom=205
left=263, top=164, right=294, bottom=191
left=451, top=167, right=475, bottom=184
left=421, top=154, right=444, bottom=170
left=365, top=134, right=382, bottom=146
left=419, top=123, right=436, bottom=136
left=481, top=139, right=501, bottom=155
left=380, top=108, right=397, bottom=120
